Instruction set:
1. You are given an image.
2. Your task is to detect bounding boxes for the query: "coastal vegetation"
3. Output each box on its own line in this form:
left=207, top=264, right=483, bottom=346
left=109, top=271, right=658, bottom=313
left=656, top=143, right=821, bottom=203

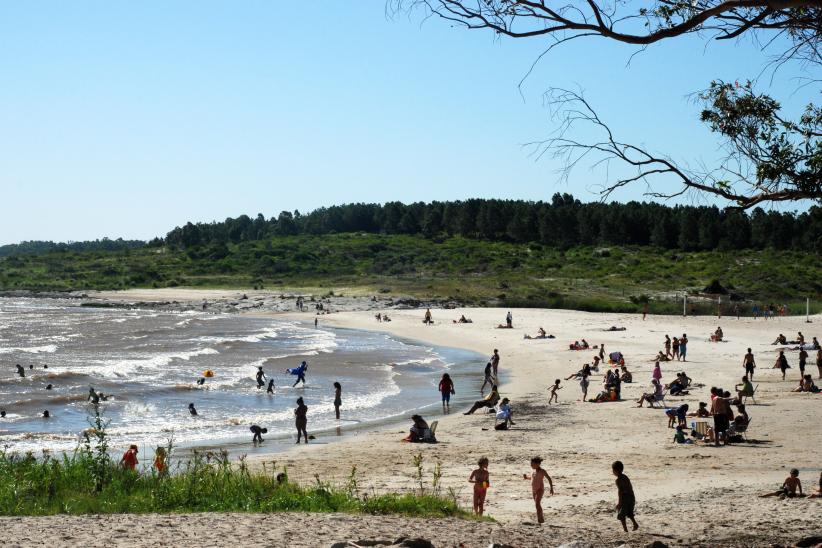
left=1, top=198, right=821, bottom=313
left=0, top=411, right=468, bottom=518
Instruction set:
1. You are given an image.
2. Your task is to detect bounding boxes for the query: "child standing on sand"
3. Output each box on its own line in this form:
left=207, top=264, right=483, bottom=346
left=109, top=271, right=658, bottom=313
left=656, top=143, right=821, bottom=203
left=612, top=461, right=639, bottom=532
left=523, top=457, right=553, bottom=524
left=548, top=379, right=562, bottom=404
left=468, top=457, right=490, bottom=516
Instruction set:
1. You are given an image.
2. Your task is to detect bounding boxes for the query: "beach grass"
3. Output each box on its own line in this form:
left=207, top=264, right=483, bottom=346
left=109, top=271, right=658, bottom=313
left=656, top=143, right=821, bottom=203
left=0, top=447, right=471, bottom=517
left=1, top=234, right=821, bottom=313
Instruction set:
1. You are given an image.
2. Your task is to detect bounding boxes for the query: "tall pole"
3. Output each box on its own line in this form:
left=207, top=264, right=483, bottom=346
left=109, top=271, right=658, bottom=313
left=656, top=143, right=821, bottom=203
left=683, top=293, right=687, bottom=317
left=807, top=297, right=811, bottom=323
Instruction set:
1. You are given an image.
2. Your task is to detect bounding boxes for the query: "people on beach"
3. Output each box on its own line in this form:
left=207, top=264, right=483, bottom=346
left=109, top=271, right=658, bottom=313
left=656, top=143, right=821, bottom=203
left=635, top=379, right=662, bottom=408
left=153, top=447, right=167, bottom=476
left=817, top=347, right=822, bottom=380
left=774, top=350, right=790, bottom=380
left=711, top=327, right=723, bottom=342
left=736, top=376, right=755, bottom=401
left=287, top=361, right=308, bottom=387
left=620, top=366, right=632, bottom=383
left=188, top=403, right=198, bottom=416
left=405, top=414, right=432, bottom=443
left=506, top=310, right=513, bottom=328
left=490, top=349, right=500, bottom=378
left=454, top=315, right=472, bottom=324
left=664, top=335, right=672, bottom=359
left=121, top=444, right=139, bottom=470
left=652, top=362, right=662, bottom=382
left=760, top=469, right=804, bottom=498
left=424, top=308, right=433, bottom=325
left=710, top=391, right=733, bottom=446
left=579, top=367, right=590, bottom=401
left=255, top=366, right=267, bottom=389
left=792, top=374, right=820, bottom=393
left=250, top=424, right=267, bottom=444
left=548, top=379, right=562, bottom=404
left=438, top=373, right=455, bottom=411
left=464, top=385, right=500, bottom=415
left=267, top=379, right=275, bottom=394
left=468, top=457, right=490, bottom=516
left=743, top=348, right=756, bottom=380
left=799, top=347, right=808, bottom=378
left=672, top=424, right=693, bottom=444
left=524, top=457, right=553, bottom=524
left=612, top=461, right=639, bottom=532
left=294, top=397, right=308, bottom=444
left=495, top=398, right=515, bottom=429
left=480, top=362, right=494, bottom=394
left=688, top=402, right=711, bottom=418
left=772, top=333, right=787, bottom=345
left=333, top=381, right=342, bottom=419
left=665, top=404, right=689, bottom=428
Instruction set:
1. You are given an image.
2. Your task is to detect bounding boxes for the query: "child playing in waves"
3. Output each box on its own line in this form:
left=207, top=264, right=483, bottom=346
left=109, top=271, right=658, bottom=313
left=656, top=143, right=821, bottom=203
left=548, top=379, right=562, bottom=404
left=468, top=457, right=490, bottom=516
left=613, top=460, right=639, bottom=532
left=523, top=457, right=553, bottom=524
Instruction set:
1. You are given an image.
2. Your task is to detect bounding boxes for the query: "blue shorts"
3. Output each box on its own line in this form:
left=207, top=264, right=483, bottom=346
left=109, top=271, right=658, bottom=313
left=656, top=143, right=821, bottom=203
left=680, top=346, right=687, bottom=357
left=441, top=392, right=451, bottom=403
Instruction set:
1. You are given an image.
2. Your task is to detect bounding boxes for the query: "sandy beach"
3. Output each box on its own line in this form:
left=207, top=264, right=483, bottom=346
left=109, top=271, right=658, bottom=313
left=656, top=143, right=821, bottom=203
left=3, top=289, right=821, bottom=547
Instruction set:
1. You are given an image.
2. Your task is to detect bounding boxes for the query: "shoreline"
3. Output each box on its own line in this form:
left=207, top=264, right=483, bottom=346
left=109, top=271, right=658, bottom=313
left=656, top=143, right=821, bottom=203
left=3, top=288, right=821, bottom=546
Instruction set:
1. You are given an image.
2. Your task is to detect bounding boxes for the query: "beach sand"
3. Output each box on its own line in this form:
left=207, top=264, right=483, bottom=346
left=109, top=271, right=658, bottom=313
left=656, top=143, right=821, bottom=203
left=3, top=293, right=821, bottom=547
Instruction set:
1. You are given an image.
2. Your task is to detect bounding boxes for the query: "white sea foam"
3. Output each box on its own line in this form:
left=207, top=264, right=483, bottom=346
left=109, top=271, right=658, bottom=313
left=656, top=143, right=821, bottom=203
left=0, top=344, right=58, bottom=354
left=96, top=347, right=220, bottom=379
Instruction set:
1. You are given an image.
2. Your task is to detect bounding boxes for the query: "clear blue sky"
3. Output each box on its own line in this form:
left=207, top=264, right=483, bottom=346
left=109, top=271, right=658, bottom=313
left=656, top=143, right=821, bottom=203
left=0, top=1, right=811, bottom=245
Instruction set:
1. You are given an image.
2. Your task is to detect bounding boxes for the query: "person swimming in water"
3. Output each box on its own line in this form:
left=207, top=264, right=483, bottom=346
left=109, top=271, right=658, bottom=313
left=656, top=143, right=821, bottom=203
left=188, top=403, right=198, bottom=416
left=255, top=366, right=267, bottom=389
left=196, top=377, right=206, bottom=386
left=88, top=387, right=101, bottom=405
left=15, top=364, right=25, bottom=378
left=267, top=379, right=275, bottom=394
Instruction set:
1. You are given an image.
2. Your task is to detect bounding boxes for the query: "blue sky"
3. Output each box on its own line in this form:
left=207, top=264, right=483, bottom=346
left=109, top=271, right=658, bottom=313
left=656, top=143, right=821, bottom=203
left=0, top=1, right=812, bottom=244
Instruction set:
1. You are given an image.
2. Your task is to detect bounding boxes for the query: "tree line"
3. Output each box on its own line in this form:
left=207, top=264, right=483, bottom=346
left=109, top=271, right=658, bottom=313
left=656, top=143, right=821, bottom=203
left=163, top=195, right=822, bottom=252
left=0, top=238, right=146, bottom=258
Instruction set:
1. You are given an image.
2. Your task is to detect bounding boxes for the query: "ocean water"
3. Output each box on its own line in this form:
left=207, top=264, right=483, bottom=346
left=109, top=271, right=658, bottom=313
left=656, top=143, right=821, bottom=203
left=0, top=298, right=483, bottom=455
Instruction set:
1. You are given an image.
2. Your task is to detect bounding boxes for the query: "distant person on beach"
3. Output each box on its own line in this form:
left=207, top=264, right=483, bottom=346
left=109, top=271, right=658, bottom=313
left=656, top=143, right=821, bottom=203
left=250, top=425, right=267, bottom=444
left=613, top=461, right=639, bottom=532
left=464, top=385, right=500, bottom=415
left=314, top=317, right=318, bottom=328
left=15, top=364, right=24, bottom=378
left=294, top=397, right=308, bottom=443
left=635, top=379, right=662, bottom=408
left=496, top=398, right=515, bottom=428
left=736, top=376, right=755, bottom=401
left=672, top=337, right=680, bottom=360
left=256, top=366, right=267, bottom=389
left=810, top=472, right=822, bottom=498
left=548, top=379, right=562, bottom=404
left=772, top=333, right=787, bottom=345
left=121, top=445, right=138, bottom=470
left=424, top=308, right=433, bottom=325
left=333, top=381, right=342, bottom=419
left=760, top=469, right=804, bottom=498
left=153, top=447, right=167, bottom=476
left=652, top=362, right=662, bottom=382
left=288, top=361, right=308, bottom=387
left=774, top=350, right=790, bottom=380
left=817, top=347, right=822, bottom=380
left=468, top=457, right=490, bottom=516
left=480, top=362, right=494, bottom=394
left=799, top=347, right=808, bottom=378
left=679, top=334, right=688, bottom=361
left=438, top=374, right=455, bottom=411
left=188, top=403, right=198, bottom=416
left=267, top=379, right=275, bottom=394
left=490, top=349, right=500, bottom=378
left=710, top=392, right=732, bottom=446
left=620, top=366, right=632, bottom=383
left=405, top=414, right=431, bottom=443
left=743, top=348, right=756, bottom=380
left=711, top=327, right=723, bottom=342
left=664, top=336, right=672, bottom=359
left=523, top=457, right=553, bottom=524
left=506, top=311, right=512, bottom=328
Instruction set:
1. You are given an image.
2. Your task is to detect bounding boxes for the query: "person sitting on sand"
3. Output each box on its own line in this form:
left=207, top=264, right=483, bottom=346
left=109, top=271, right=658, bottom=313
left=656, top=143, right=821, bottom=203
left=121, top=445, right=138, bottom=470
left=496, top=323, right=514, bottom=329
left=811, top=336, right=820, bottom=350
left=809, top=472, right=822, bottom=499
left=735, top=376, right=754, bottom=401
left=672, top=424, right=693, bottom=444
left=464, top=386, right=500, bottom=415
left=382, top=314, right=391, bottom=322
left=711, top=327, right=724, bottom=342
left=591, top=355, right=601, bottom=371
left=792, top=374, right=820, bottom=393
left=424, top=308, right=433, bottom=325
left=495, top=398, right=515, bottom=429
left=607, top=326, right=627, bottom=331
left=524, top=327, right=554, bottom=339
left=404, top=414, right=432, bottom=442
left=773, top=350, right=790, bottom=380
left=188, top=403, right=198, bottom=416
left=772, top=333, right=787, bottom=345
left=760, top=469, right=805, bottom=498
left=732, top=403, right=749, bottom=427
left=580, top=339, right=590, bottom=349
left=655, top=351, right=670, bottom=362
left=636, top=379, right=663, bottom=408
left=620, top=366, right=633, bottom=383
left=688, top=402, right=711, bottom=418
left=453, top=315, right=472, bottom=324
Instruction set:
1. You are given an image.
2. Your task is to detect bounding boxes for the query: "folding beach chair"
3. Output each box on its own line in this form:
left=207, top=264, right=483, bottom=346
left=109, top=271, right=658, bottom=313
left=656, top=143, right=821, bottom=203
left=743, top=384, right=758, bottom=404
left=423, top=421, right=438, bottom=443
left=692, top=420, right=709, bottom=439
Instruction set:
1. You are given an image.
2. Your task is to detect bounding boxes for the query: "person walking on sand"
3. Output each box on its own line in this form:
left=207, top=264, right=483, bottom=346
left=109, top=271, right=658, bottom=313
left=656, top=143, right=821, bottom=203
left=506, top=310, right=513, bottom=328
left=548, top=379, right=562, bottom=404
left=121, top=445, right=139, bottom=470
left=438, top=373, right=455, bottom=411
left=490, top=349, right=500, bottom=378
left=664, top=335, right=672, bottom=359
left=333, top=381, right=342, bottom=420
left=294, top=397, right=308, bottom=443
left=642, top=303, right=648, bottom=320
left=612, top=461, right=639, bottom=532
left=524, top=457, right=553, bottom=524
left=469, top=457, right=490, bottom=516
left=255, top=366, right=267, bottom=389
left=774, top=350, right=790, bottom=380
left=480, top=362, right=494, bottom=394
left=799, top=347, right=808, bottom=379
left=817, top=347, right=822, bottom=380
left=743, top=348, right=756, bottom=380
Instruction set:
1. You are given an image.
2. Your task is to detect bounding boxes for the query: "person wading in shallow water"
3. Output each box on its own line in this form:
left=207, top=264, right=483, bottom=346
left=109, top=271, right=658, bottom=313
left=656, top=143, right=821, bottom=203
left=294, top=397, right=308, bottom=443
